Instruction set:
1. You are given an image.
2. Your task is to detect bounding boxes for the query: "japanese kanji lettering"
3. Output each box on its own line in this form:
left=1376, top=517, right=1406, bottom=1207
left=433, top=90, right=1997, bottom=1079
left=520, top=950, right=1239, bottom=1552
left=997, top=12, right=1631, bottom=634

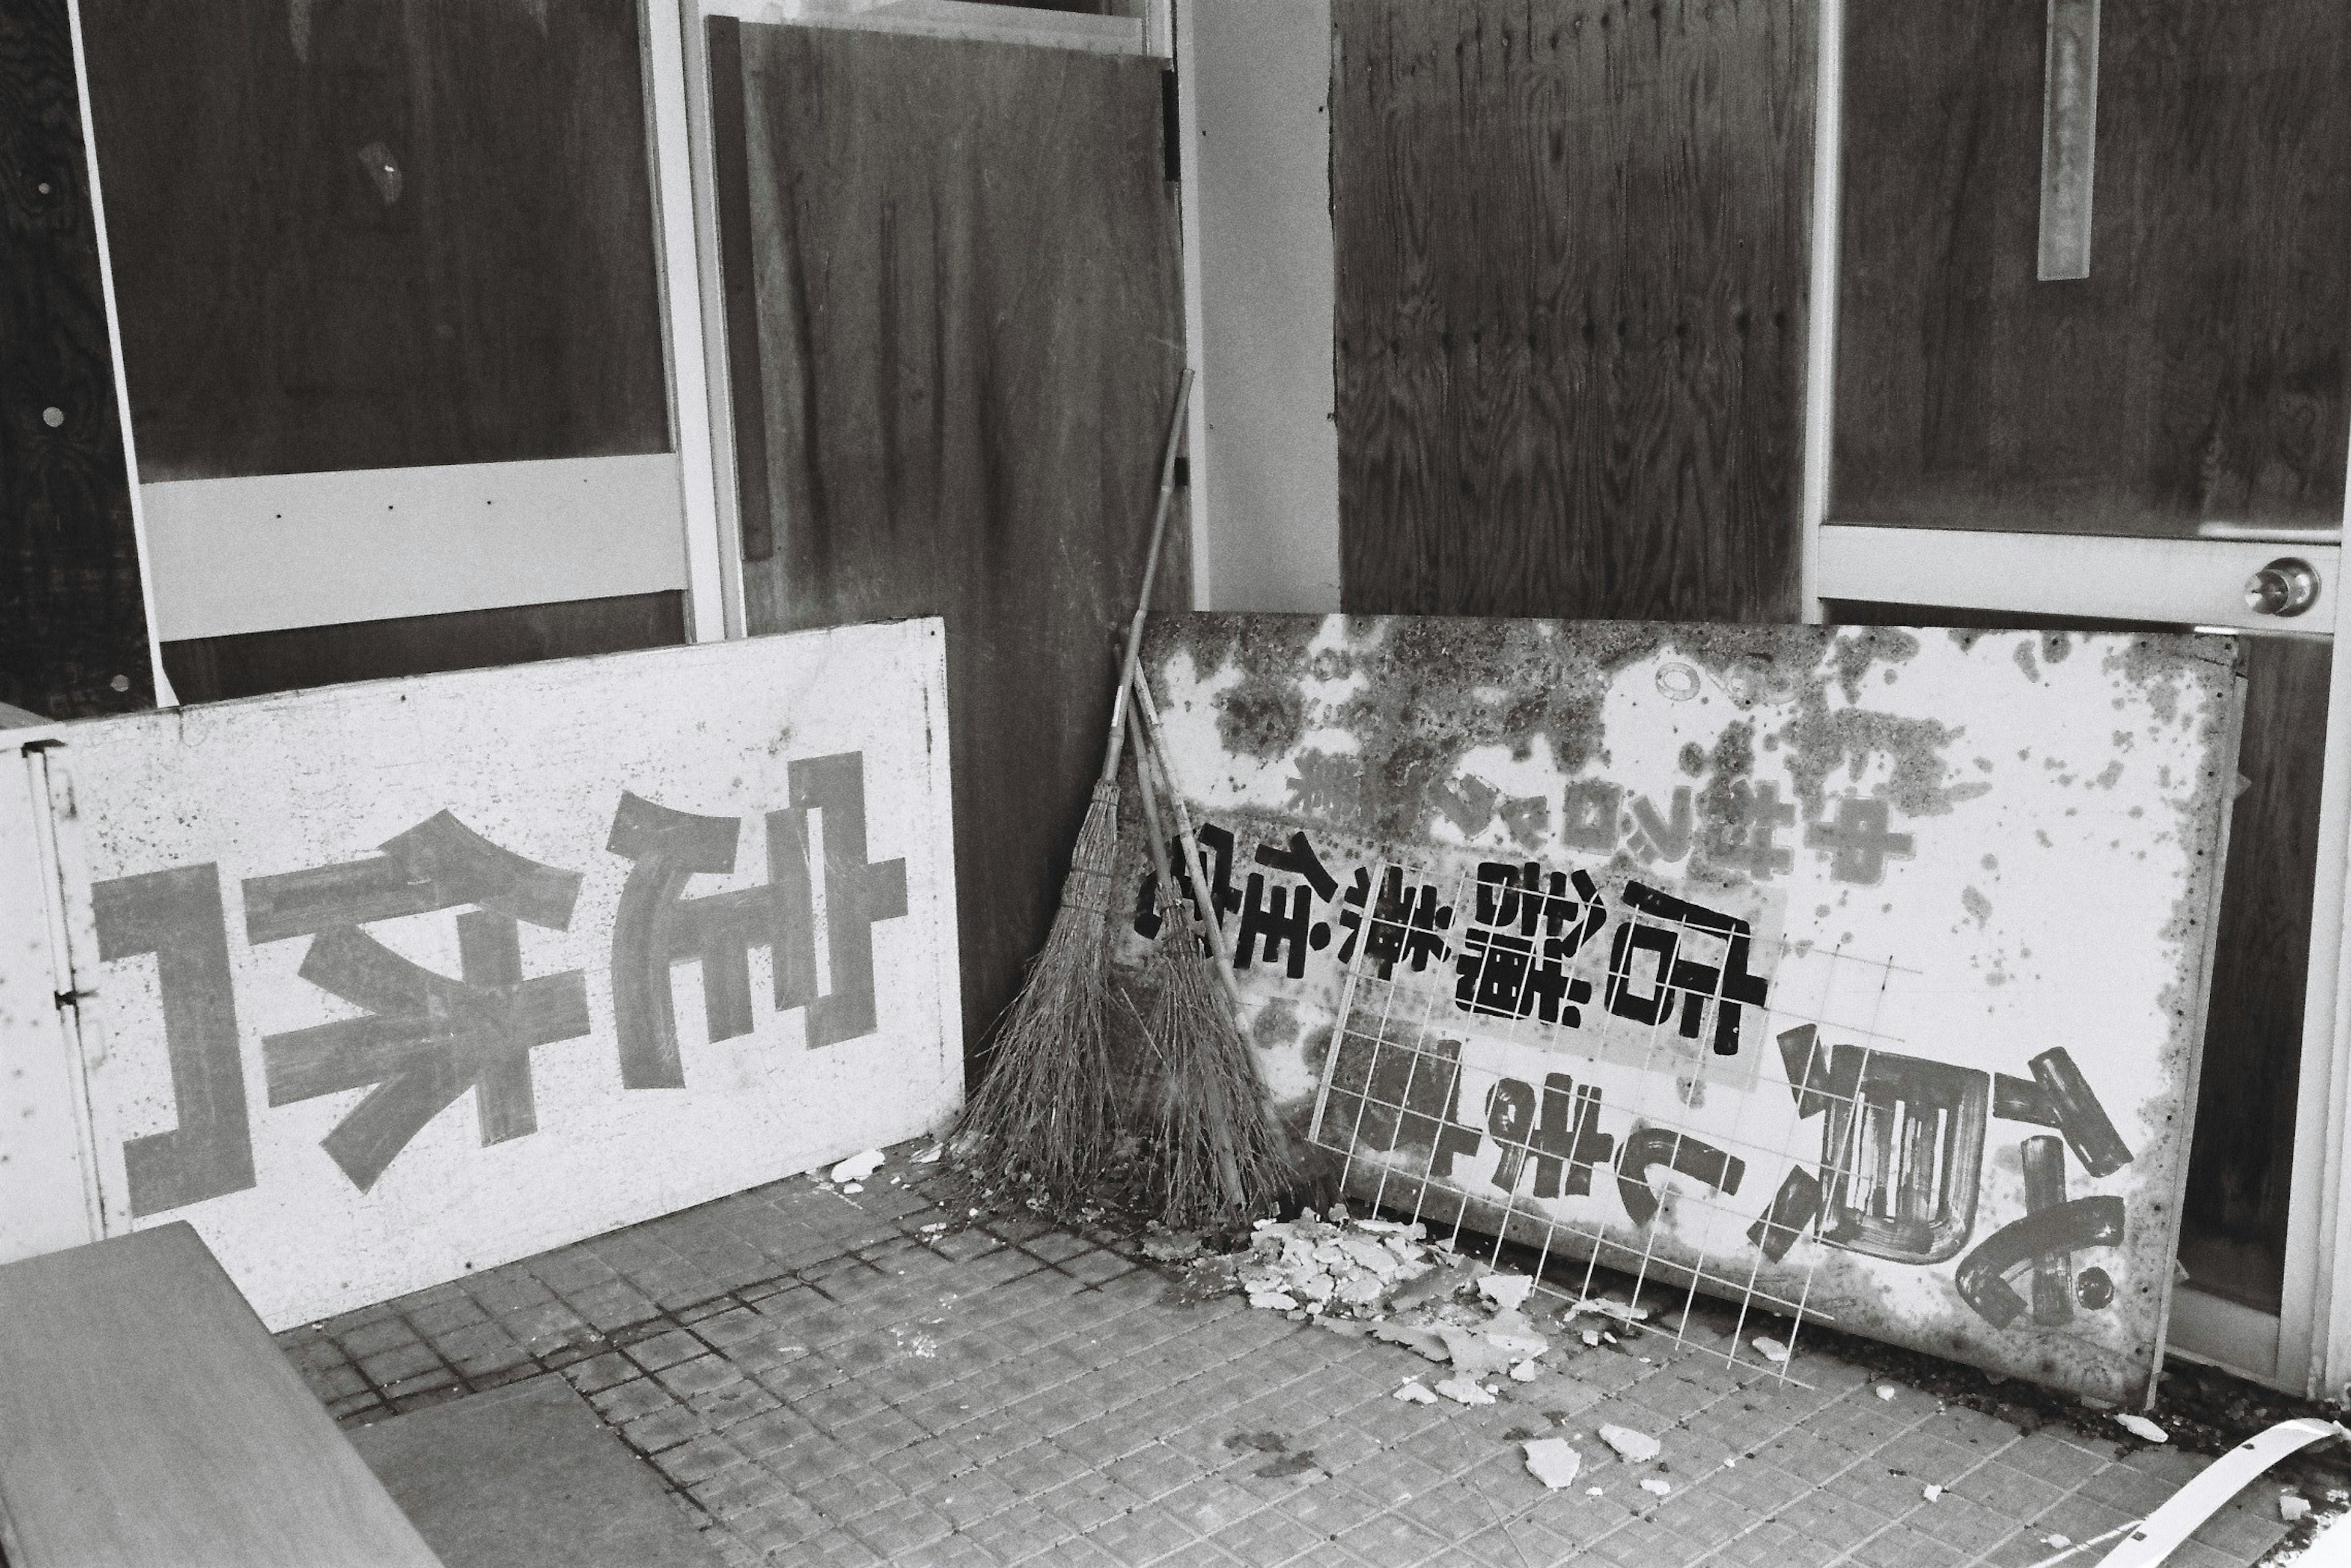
left=244, top=812, right=591, bottom=1191
left=609, top=751, right=906, bottom=1089
left=1602, top=881, right=1770, bottom=1056
left=1453, top=861, right=1607, bottom=1027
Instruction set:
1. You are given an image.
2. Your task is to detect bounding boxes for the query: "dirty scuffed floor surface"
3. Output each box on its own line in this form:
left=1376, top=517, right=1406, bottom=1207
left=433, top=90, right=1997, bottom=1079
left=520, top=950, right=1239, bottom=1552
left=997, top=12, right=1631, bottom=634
left=277, top=1145, right=2327, bottom=1567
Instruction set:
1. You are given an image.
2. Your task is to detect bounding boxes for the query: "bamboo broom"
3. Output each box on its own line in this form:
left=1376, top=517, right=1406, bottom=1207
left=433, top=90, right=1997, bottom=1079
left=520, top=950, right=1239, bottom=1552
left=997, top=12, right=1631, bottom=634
left=952, top=367, right=1195, bottom=1204
left=1126, top=678, right=1291, bottom=1229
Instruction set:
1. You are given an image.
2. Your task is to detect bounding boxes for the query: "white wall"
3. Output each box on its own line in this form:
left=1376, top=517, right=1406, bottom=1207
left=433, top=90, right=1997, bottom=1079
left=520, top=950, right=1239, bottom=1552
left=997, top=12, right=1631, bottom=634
left=1183, top=0, right=1342, bottom=612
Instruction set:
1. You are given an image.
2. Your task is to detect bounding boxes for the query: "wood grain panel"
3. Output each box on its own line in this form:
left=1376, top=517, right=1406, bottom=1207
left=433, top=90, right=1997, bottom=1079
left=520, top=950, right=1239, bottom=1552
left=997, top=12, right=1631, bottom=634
left=0, top=0, right=154, bottom=718
left=161, top=590, right=686, bottom=705
left=2181, top=635, right=2329, bottom=1314
left=1331, top=0, right=1813, bottom=621
left=1835, top=0, right=2351, bottom=536
left=0, top=1223, right=438, bottom=1567
left=78, top=0, right=670, bottom=481
left=715, top=19, right=1185, bottom=1059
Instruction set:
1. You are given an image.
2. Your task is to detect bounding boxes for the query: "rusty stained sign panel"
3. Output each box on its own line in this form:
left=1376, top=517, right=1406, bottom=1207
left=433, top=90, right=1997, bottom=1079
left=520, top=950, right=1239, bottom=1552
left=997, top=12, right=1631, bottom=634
left=1112, top=616, right=2243, bottom=1403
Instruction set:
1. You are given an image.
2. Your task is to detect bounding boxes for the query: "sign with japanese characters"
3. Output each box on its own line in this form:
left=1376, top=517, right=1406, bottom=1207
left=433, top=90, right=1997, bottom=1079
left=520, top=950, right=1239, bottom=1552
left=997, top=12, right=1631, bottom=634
left=1114, top=616, right=2241, bottom=1403
left=47, top=622, right=959, bottom=1328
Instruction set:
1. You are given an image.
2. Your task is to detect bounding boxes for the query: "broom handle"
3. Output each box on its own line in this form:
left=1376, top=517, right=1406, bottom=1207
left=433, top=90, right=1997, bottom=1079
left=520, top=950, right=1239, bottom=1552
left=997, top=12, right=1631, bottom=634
left=1126, top=700, right=1179, bottom=902
left=1131, top=667, right=1247, bottom=1012
left=1098, top=366, right=1197, bottom=787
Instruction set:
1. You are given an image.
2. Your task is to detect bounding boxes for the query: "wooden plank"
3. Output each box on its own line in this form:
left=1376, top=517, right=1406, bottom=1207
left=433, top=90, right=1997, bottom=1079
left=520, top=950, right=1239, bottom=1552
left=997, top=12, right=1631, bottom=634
left=1835, top=0, right=2351, bottom=536
left=715, top=20, right=1185, bottom=1057
left=76, top=0, right=670, bottom=480
left=0, top=1223, right=440, bottom=1567
left=0, top=0, right=154, bottom=717
left=1330, top=0, right=1813, bottom=622
left=159, top=590, right=687, bottom=705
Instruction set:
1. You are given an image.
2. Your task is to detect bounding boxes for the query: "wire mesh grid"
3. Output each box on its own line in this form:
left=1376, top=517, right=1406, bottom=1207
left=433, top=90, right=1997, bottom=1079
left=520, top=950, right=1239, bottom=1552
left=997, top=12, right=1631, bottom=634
left=1299, top=853, right=1966, bottom=1388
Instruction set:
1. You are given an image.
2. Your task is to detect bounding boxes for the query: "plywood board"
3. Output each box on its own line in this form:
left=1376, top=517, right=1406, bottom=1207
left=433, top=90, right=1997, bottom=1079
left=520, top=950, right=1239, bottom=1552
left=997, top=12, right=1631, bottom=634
left=1330, top=0, right=1812, bottom=621
left=712, top=15, right=1187, bottom=1062
left=41, top=623, right=959, bottom=1328
left=1116, top=615, right=2242, bottom=1401
left=0, top=1222, right=438, bottom=1567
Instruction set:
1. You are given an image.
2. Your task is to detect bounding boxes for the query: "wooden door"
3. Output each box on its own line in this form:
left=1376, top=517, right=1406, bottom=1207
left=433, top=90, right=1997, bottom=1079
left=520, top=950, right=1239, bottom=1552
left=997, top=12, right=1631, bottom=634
left=707, top=15, right=1187, bottom=1060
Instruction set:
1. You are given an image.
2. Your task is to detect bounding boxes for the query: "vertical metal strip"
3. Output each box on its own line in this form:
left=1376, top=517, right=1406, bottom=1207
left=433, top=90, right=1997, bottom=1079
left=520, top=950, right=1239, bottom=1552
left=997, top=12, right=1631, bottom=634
left=23, top=748, right=110, bottom=1239
left=2036, top=0, right=2100, bottom=282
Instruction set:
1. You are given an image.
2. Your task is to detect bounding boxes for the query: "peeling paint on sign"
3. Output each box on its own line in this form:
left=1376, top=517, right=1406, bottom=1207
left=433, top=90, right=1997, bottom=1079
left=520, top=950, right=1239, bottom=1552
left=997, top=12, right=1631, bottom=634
left=1112, top=616, right=2241, bottom=1403
left=42, top=622, right=961, bottom=1329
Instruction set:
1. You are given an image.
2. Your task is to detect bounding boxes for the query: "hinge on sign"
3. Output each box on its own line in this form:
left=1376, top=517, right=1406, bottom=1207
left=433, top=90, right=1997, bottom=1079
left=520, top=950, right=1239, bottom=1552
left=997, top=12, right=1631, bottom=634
left=1161, top=66, right=1180, bottom=183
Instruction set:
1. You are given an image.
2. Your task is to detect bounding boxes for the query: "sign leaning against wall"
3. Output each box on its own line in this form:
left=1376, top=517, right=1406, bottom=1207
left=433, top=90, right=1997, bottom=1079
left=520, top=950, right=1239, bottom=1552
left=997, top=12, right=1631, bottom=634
left=1116, top=615, right=2243, bottom=1403
left=39, top=620, right=960, bottom=1328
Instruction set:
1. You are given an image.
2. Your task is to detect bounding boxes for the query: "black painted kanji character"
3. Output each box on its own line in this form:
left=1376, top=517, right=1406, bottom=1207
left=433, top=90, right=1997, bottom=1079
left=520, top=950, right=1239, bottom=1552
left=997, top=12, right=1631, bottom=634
left=608, top=752, right=906, bottom=1090
left=1335, top=865, right=1453, bottom=978
left=1616, top=1127, right=1745, bottom=1227
left=1779, top=1025, right=1991, bottom=1266
left=1602, top=881, right=1769, bottom=1055
left=243, top=812, right=591, bottom=1191
left=1229, top=831, right=1338, bottom=978
left=1805, top=796, right=1915, bottom=885
left=1319, top=1027, right=1482, bottom=1179
left=1453, top=861, right=1606, bottom=1026
left=1484, top=1073, right=1614, bottom=1199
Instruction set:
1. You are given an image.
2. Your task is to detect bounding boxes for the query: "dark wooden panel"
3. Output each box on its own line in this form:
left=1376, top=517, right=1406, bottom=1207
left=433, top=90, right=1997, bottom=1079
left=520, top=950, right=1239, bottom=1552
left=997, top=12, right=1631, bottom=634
left=1835, top=0, right=2351, bottom=536
left=1331, top=0, right=1812, bottom=621
left=0, top=0, right=154, bottom=718
left=78, top=0, right=670, bottom=481
left=161, top=590, right=686, bottom=705
left=716, top=20, right=1185, bottom=1059
left=2181, top=635, right=2328, bottom=1314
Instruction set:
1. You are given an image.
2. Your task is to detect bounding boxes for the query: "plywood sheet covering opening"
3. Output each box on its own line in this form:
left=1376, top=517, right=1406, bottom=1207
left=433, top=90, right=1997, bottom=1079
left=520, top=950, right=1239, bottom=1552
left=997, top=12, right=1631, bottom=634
left=1835, top=0, right=2351, bottom=536
left=1331, top=0, right=1813, bottom=621
left=1114, top=614, right=2243, bottom=1401
left=77, top=0, right=672, bottom=480
left=711, top=17, right=1186, bottom=1057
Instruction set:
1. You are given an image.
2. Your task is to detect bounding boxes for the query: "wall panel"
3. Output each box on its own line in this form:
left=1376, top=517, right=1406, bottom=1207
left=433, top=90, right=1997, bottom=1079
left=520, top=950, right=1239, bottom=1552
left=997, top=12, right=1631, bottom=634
left=1331, top=0, right=1813, bottom=622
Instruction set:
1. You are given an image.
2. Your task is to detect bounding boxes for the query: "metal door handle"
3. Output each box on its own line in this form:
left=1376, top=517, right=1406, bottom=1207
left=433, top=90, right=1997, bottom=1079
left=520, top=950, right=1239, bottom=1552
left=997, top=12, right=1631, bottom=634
left=2244, top=558, right=2321, bottom=618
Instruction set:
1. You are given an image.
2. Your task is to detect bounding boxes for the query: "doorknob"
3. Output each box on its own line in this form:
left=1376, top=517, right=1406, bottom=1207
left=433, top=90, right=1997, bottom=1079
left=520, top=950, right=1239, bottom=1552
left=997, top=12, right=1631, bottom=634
left=2244, top=558, right=2321, bottom=618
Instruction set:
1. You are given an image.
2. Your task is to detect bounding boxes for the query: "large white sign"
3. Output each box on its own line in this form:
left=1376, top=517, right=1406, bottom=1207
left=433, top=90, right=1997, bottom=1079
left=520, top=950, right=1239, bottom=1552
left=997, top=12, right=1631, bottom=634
left=42, top=622, right=959, bottom=1327
left=1117, top=616, right=2241, bottom=1402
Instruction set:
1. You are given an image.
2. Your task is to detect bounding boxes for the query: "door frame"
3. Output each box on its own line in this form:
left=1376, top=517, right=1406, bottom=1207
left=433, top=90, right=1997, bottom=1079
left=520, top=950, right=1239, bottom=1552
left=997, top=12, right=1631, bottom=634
left=1797, top=0, right=2351, bottom=1398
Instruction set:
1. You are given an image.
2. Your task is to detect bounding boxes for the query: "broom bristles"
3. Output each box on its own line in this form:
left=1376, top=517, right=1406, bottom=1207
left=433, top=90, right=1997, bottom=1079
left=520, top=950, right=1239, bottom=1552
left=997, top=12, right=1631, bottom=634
left=1136, top=891, right=1292, bottom=1231
left=955, top=782, right=1123, bottom=1202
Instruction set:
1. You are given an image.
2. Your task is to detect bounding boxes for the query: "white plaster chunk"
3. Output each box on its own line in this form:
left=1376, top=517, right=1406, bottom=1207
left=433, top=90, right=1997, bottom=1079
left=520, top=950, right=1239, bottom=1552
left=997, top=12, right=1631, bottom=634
left=830, top=1149, right=885, bottom=1183
left=1521, top=1439, right=1581, bottom=1490
left=1599, top=1424, right=1661, bottom=1464
left=1393, top=1379, right=1438, bottom=1405
left=1435, top=1378, right=1497, bottom=1406
left=2115, top=1413, right=2169, bottom=1444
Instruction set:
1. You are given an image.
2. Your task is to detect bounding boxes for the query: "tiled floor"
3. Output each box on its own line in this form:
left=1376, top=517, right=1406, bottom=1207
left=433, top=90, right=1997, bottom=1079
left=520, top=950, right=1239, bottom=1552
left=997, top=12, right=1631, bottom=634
left=278, top=1144, right=2306, bottom=1567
